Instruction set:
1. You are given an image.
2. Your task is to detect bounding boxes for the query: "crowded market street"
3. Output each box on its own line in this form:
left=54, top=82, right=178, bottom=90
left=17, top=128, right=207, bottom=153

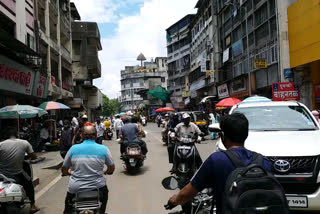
left=21, top=123, right=214, bottom=214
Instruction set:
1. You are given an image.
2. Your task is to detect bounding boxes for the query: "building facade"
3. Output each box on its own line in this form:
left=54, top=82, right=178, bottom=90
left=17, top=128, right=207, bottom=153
left=166, top=15, right=194, bottom=110
left=36, top=0, right=73, bottom=102
left=120, top=56, right=168, bottom=112
left=0, top=0, right=47, bottom=107
left=70, top=11, right=103, bottom=121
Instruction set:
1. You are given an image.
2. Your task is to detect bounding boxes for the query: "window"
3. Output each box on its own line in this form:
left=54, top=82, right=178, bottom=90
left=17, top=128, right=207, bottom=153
left=27, top=33, right=34, bottom=50
left=255, top=3, right=268, bottom=27
left=255, top=23, right=269, bottom=46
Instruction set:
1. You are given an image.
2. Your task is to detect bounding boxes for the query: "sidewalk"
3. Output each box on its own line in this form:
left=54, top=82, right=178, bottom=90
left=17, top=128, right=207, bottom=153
left=32, top=151, right=63, bottom=192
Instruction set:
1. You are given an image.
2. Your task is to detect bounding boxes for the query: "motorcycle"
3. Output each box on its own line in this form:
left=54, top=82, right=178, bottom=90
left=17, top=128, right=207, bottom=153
left=0, top=161, right=33, bottom=214
left=171, top=133, right=200, bottom=188
left=71, top=188, right=101, bottom=214
left=104, top=128, right=113, bottom=140
left=141, top=116, right=147, bottom=126
left=121, top=142, right=146, bottom=173
left=162, top=176, right=214, bottom=214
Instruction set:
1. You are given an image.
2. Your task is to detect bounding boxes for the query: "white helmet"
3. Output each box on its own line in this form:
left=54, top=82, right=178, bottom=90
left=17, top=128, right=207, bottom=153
left=182, top=113, right=190, bottom=119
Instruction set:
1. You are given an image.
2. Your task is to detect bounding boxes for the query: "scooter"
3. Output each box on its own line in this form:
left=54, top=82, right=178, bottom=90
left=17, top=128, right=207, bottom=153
left=171, top=133, right=200, bottom=188
left=141, top=116, right=147, bottom=126
left=104, top=128, right=113, bottom=140
left=121, top=143, right=146, bottom=173
left=0, top=161, right=33, bottom=214
left=162, top=176, right=214, bottom=214
left=72, top=188, right=101, bottom=214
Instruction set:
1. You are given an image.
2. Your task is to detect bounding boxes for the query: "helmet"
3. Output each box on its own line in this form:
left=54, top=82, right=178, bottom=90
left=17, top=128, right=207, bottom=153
left=182, top=113, right=190, bottom=119
left=82, top=115, right=88, bottom=119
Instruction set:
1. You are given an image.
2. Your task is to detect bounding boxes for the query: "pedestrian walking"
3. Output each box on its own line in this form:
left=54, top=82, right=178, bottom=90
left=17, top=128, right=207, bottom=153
left=95, top=118, right=106, bottom=144
left=114, top=115, right=124, bottom=139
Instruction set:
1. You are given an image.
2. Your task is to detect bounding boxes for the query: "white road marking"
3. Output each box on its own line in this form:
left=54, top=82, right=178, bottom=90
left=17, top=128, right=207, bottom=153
left=35, top=174, right=63, bottom=200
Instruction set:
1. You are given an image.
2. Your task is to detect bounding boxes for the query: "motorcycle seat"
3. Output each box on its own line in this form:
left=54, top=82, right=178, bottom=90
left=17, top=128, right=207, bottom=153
left=76, top=190, right=99, bottom=202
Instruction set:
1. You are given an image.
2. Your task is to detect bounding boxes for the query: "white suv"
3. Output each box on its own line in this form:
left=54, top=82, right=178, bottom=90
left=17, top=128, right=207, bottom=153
left=212, top=101, right=320, bottom=211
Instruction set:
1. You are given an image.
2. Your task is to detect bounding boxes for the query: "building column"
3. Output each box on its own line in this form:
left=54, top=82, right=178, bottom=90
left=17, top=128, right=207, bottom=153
left=15, top=0, right=27, bottom=43
left=57, top=0, right=63, bottom=95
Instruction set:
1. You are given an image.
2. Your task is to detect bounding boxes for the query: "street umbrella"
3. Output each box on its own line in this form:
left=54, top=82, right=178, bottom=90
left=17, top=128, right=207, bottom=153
left=0, top=105, right=48, bottom=119
left=147, top=86, right=173, bottom=101
left=119, top=112, right=126, bottom=116
left=155, top=107, right=175, bottom=113
left=216, top=97, right=241, bottom=108
left=39, top=101, right=70, bottom=110
left=242, top=96, right=272, bottom=103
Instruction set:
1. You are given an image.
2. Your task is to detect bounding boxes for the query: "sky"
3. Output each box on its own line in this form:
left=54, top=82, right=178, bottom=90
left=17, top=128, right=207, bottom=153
left=72, top=0, right=197, bottom=98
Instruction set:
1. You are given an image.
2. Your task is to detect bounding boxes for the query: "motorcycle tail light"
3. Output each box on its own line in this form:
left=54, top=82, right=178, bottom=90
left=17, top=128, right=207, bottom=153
left=0, top=187, right=5, bottom=193
left=127, top=148, right=140, bottom=155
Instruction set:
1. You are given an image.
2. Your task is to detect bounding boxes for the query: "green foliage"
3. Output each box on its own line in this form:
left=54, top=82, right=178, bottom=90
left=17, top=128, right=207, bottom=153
left=102, top=94, right=120, bottom=116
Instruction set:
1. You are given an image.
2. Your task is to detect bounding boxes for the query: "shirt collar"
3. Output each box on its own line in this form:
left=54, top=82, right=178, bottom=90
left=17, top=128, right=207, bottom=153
left=83, top=139, right=96, bottom=144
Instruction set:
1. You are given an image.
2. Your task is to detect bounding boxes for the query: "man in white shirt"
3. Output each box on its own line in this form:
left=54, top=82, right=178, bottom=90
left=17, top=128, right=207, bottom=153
left=71, top=116, right=79, bottom=128
left=95, top=118, right=106, bottom=144
left=114, top=115, right=124, bottom=139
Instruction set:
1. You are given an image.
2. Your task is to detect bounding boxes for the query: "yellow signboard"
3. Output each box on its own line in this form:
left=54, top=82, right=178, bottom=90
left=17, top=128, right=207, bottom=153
left=134, top=69, right=154, bottom=73
left=254, top=59, right=267, bottom=69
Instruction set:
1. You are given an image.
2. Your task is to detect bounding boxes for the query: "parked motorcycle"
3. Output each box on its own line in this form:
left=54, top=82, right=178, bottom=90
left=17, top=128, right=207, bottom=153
left=121, top=142, right=146, bottom=173
left=0, top=161, right=33, bottom=214
left=104, top=128, right=113, bottom=140
left=162, top=176, right=213, bottom=214
left=171, top=133, right=199, bottom=188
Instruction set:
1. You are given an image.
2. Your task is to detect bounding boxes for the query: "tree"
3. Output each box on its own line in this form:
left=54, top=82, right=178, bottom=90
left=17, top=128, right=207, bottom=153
left=102, top=94, right=120, bottom=116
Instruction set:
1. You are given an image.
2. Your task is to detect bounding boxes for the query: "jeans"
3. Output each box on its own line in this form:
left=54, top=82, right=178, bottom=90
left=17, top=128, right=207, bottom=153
left=8, top=173, right=35, bottom=203
left=96, top=136, right=104, bottom=144
left=64, top=186, right=108, bottom=214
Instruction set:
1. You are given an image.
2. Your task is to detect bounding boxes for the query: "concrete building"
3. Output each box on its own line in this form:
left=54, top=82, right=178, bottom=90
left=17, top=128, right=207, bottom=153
left=188, top=0, right=218, bottom=108
left=120, top=56, right=168, bottom=113
left=36, top=0, right=73, bottom=101
left=0, top=0, right=47, bottom=107
left=70, top=4, right=103, bottom=121
left=166, top=15, right=194, bottom=110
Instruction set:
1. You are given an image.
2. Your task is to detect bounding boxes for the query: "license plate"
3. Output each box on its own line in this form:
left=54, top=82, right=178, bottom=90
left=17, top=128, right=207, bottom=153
left=287, top=196, right=308, bottom=208
left=129, top=158, right=135, bottom=163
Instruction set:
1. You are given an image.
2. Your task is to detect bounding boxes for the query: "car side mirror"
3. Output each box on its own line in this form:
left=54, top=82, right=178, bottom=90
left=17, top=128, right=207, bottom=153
left=162, top=176, right=178, bottom=190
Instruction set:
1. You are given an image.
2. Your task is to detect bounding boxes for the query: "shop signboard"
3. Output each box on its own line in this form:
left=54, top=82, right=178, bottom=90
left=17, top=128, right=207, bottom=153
left=0, top=64, right=34, bottom=95
left=32, top=72, right=48, bottom=98
left=218, top=83, right=229, bottom=99
left=223, top=48, right=229, bottom=63
left=272, top=82, right=300, bottom=101
left=230, top=78, right=247, bottom=95
left=315, top=84, right=320, bottom=103
left=254, top=59, right=267, bottom=69
left=201, top=51, right=207, bottom=72
left=232, top=40, right=243, bottom=57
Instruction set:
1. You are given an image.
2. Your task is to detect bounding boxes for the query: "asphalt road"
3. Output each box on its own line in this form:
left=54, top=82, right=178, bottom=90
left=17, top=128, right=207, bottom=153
left=32, top=123, right=215, bottom=214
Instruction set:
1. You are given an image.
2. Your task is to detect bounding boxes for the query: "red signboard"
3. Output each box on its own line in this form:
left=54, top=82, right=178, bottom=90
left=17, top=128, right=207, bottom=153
left=272, top=82, right=300, bottom=101
left=0, top=64, right=32, bottom=87
left=62, top=82, right=70, bottom=91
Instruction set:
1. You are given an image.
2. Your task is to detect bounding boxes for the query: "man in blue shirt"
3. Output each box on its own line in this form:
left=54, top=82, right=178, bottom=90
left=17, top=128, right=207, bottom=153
left=167, top=113, right=272, bottom=214
left=62, top=125, right=115, bottom=214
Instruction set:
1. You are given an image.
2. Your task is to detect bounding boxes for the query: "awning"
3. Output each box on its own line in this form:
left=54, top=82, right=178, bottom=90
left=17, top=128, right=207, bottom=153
left=0, top=29, right=39, bottom=56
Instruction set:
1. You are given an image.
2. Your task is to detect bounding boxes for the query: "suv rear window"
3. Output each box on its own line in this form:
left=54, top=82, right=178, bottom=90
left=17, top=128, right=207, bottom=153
left=233, top=106, right=318, bottom=131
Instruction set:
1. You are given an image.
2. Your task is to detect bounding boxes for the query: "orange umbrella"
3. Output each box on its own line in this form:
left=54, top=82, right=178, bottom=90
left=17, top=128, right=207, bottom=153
left=155, top=107, right=175, bottom=113
left=216, top=97, right=241, bottom=107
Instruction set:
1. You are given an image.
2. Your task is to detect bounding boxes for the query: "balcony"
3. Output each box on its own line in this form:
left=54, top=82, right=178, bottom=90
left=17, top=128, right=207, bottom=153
left=61, top=45, right=71, bottom=63
left=87, top=56, right=101, bottom=79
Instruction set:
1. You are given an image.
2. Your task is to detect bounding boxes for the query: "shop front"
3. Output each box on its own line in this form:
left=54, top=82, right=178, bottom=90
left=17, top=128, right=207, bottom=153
left=229, top=77, right=249, bottom=100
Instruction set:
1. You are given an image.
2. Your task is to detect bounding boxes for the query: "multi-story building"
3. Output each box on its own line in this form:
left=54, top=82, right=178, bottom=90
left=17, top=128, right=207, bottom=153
left=120, top=55, right=168, bottom=112
left=36, top=0, right=73, bottom=101
left=166, top=15, right=194, bottom=110
left=0, top=0, right=47, bottom=107
left=70, top=4, right=103, bottom=121
left=188, top=0, right=218, bottom=108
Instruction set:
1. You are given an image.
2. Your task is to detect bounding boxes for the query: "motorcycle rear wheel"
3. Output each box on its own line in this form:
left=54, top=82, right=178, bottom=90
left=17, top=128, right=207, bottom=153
left=5, top=204, right=20, bottom=214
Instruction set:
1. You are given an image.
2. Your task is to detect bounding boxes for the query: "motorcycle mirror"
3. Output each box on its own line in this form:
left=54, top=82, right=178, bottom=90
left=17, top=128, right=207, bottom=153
left=209, top=123, right=221, bottom=133
left=162, top=176, right=179, bottom=190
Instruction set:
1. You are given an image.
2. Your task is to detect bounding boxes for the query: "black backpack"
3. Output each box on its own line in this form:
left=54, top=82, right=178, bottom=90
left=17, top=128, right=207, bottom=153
left=221, top=150, right=290, bottom=214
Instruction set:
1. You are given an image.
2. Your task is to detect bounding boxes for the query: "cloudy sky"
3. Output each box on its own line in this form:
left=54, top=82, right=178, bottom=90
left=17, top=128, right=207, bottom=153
left=72, top=0, right=197, bottom=98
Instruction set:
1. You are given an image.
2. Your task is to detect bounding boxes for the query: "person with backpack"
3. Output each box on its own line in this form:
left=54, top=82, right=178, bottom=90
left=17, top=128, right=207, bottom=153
left=60, top=120, right=74, bottom=158
left=166, top=113, right=289, bottom=214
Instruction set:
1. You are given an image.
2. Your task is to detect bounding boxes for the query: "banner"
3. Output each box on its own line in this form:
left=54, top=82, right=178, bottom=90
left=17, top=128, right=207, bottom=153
left=223, top=48, right=229, bottom=63
left=201, top=51, right=207, bottom=72
left=232, top=40, right=243, bottom=57
left=218, top=84, right=229, bottom=99
left=272, top=82, right=300, bottom=101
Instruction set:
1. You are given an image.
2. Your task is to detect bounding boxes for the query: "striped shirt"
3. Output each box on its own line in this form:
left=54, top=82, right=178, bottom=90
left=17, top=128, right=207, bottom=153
left=63, top=139, right=114, bottom=194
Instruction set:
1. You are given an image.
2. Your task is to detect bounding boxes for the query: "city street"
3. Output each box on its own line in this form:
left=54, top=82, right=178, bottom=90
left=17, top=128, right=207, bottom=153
left=30, top=123, right=215, bottom=214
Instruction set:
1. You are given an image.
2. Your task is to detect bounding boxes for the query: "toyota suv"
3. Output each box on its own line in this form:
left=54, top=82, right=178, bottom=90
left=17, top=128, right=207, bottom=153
left=211, top=101, right=320, bottom=211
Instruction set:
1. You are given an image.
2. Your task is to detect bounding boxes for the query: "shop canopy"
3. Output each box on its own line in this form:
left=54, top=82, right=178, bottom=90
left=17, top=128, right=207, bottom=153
left=39, top=101, right=71, bottom=110
left=0, top=104, right=47, bottom=119
left=147, top=86, right=173, bottom=101
left=216, top=97, right=241, bottom=108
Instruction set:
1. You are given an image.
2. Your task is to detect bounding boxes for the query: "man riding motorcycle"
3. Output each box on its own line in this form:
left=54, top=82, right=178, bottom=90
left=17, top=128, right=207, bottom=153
left=162, top=114, right=170, bottom=144
left=173, top=113, right=203, bottom=171
left=167, top=113, right=180, bottom=172
left=120, top=116, right=148, bottom=156
left=62, top=125, right=115, bottom=214
left=0, top=127, right=40, bottom=214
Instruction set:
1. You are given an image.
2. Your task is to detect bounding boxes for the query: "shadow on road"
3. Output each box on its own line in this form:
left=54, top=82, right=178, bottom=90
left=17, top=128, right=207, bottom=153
left=120, top=165, right=150, bottom=176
